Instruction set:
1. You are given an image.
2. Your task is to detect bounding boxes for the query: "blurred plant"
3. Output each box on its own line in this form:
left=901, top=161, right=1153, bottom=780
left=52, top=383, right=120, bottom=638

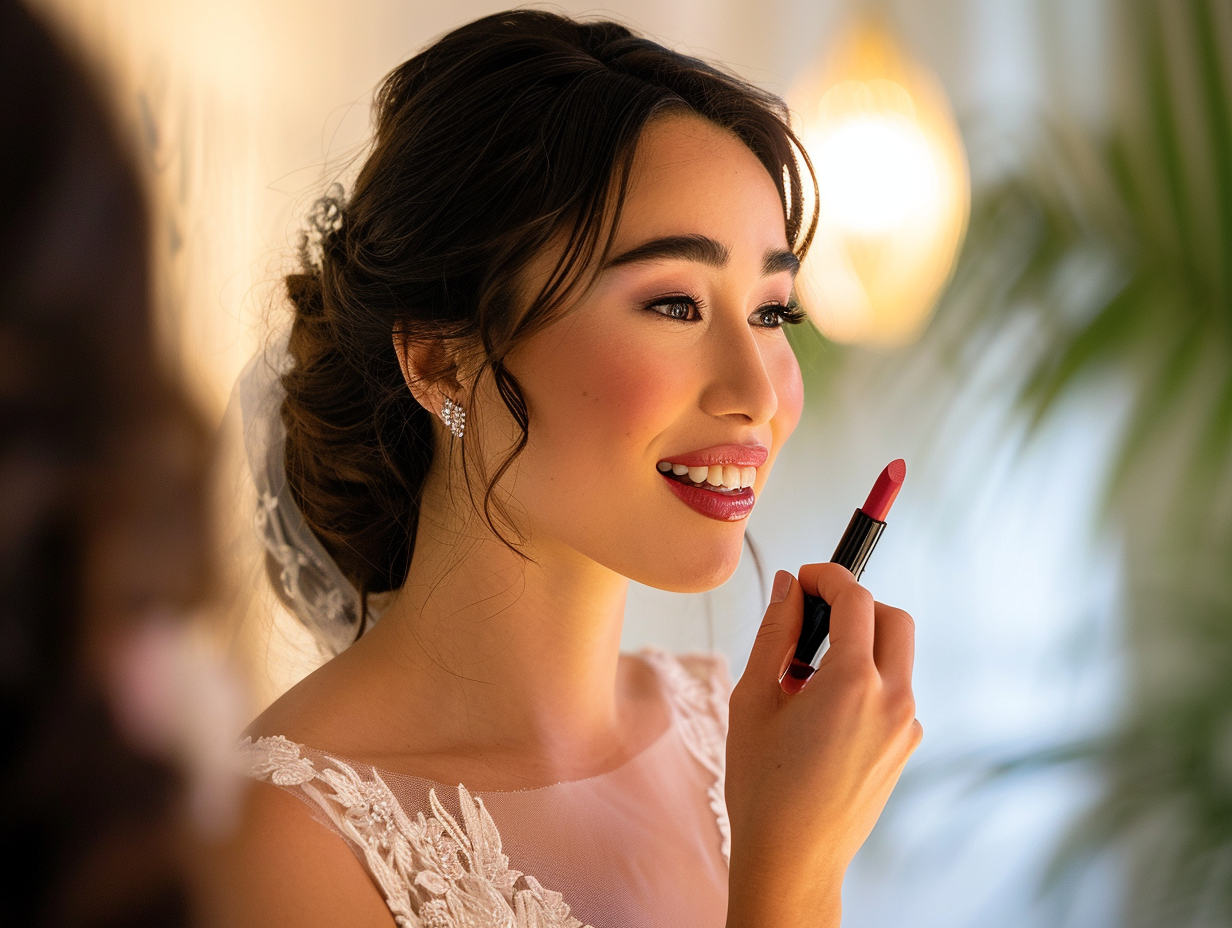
left=927, top=0, right=1232, bottom=924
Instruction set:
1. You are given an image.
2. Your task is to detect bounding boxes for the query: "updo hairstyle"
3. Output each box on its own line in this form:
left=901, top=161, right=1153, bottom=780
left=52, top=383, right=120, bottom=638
left=281, top=10, right=816, bottom=611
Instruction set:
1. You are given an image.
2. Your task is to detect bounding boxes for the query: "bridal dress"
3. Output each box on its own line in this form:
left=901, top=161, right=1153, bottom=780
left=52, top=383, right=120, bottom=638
left=240, top=648, right=732, bottom=928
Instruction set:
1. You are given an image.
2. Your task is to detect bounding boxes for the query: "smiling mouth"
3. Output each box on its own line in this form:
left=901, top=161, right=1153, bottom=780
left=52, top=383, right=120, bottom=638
left=656, top=461, right=757, bottom=494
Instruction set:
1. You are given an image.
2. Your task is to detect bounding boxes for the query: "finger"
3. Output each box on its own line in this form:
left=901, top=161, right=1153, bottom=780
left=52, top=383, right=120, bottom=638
left=797, top=562, right=875, bottom=661
left=742, top=569, right=804, bottom=687
left=872, top=602, right=916, bottom=687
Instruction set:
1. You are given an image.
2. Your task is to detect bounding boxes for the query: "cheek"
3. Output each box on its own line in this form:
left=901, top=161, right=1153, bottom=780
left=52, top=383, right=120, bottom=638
left=769, top=342, right=804, bottom=441
left=579, top=351, right=682, bottom=440
left=516, top=321, right=686, bottom=474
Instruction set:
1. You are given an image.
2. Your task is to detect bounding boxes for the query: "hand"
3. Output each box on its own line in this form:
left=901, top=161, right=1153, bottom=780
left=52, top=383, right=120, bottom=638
left=724, top=564, right=921, bottom=927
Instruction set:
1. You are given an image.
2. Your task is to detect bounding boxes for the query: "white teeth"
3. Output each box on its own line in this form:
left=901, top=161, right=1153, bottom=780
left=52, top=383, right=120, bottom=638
left=662, top=461, right=759, bottom=489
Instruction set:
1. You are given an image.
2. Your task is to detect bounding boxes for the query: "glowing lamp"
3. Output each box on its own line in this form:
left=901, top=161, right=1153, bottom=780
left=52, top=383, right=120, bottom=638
left=792, top=18, right=970, bottom=346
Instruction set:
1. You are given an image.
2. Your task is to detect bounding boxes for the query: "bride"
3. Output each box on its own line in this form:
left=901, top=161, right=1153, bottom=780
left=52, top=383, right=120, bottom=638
left=222, top=10, right=920, bottom=927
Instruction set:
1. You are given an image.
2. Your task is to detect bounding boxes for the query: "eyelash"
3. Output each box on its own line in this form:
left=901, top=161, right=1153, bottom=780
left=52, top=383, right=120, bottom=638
left=645, top=295, right=806, bottom=329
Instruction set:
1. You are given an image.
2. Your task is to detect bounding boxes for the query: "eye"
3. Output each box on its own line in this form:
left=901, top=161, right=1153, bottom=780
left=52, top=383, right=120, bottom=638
left=646, top=296, right=700, bottom=322
left=752, top=301, right=807, bottom=329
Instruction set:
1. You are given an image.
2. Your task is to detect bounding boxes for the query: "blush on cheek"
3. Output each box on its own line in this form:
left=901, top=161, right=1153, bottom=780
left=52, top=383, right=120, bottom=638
left=571, top=342, right=684, bottom=449
left=588, top=369, right=680, bottom=455
left=772, top=350, right=805, bottom=438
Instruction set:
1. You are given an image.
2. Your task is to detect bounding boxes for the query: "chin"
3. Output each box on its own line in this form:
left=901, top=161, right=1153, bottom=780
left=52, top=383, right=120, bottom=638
left=629, top=536, right=745, bottom=594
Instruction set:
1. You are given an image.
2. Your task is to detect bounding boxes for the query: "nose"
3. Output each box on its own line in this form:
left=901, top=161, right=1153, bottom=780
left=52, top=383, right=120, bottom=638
left=697, top=315, right=779, bottom=426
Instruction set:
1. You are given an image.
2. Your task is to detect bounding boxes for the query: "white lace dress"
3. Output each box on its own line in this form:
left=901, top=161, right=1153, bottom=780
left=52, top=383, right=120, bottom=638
left=240, top=648, right=732, bottom=928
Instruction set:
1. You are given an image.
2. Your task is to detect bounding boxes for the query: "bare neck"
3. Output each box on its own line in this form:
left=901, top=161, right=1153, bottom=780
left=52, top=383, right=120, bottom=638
left=338, top=466, right=642, bottom=782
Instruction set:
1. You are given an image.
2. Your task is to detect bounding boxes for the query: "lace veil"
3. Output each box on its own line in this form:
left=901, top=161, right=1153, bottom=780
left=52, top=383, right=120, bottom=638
left=236, top=335, right=371, bottom=660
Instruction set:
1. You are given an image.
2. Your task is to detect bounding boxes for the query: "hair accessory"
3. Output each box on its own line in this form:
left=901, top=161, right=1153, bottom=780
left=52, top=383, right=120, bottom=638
left=297, top=182, right=346, bottom=271
left=441, top=397, right=466, bottom=439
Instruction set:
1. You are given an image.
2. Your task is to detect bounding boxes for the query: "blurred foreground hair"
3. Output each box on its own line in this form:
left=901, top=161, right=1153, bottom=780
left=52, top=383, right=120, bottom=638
left=0, top=1, right=211, bottom=924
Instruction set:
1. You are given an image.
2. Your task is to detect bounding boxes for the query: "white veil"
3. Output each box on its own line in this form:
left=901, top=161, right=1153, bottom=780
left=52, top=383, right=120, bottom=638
left=237, top=335, right=370, bottom=660
left=214, top=184, right=384, bottom=705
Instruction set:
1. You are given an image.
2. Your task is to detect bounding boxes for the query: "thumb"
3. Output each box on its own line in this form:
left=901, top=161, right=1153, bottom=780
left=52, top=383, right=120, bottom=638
left=743, top=570, right=803, bottom=687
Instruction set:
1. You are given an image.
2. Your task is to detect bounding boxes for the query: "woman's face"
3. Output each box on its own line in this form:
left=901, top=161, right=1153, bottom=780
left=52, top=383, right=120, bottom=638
left=483, top=113, right=804, bottom=592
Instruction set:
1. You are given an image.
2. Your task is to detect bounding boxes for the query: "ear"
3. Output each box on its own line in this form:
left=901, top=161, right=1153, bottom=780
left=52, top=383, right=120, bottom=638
left=392, top=329, right=463, bottom=417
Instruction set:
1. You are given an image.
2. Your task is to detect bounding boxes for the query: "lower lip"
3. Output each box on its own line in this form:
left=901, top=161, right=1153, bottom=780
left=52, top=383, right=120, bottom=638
left=661, top=473, right=756, bottom=521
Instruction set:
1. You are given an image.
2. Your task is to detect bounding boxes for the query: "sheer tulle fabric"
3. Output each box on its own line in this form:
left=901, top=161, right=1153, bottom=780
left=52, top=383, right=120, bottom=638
left=242, top=649, right=731, bottom=928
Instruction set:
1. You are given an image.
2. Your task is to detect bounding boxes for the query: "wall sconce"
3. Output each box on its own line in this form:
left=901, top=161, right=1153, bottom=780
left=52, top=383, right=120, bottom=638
left=792, top=16, right=970, bottom=347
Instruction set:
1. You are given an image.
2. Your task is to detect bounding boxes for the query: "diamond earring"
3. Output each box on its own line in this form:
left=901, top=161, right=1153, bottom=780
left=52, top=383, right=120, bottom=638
left=440, top=397, right=466, bottom=440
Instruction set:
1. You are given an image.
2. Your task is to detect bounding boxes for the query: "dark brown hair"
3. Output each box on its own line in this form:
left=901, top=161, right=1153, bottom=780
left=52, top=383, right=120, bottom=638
left=281, top=9, right=816, bottom=609
left=0, top=0, right=210, bottom=923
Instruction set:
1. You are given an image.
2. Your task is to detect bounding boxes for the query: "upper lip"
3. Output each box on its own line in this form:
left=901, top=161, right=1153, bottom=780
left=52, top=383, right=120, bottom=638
left=658, top=444, right=769, bottom=468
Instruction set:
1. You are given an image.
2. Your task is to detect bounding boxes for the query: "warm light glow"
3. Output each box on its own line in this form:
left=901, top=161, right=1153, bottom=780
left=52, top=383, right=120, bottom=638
left=810, top=113, right=939, bottom=233
left=792, top=19, right=970, bottom=346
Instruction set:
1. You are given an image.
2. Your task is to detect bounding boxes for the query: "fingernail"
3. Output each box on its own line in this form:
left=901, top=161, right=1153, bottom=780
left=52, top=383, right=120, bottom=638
left=771, top=570, right=793, bottom=604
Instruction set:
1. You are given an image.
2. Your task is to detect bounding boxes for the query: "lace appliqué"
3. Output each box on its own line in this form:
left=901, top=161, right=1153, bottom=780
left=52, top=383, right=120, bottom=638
left=240, top=736, right=587, bottom=928
left=640, top=647, right=732, bottom=864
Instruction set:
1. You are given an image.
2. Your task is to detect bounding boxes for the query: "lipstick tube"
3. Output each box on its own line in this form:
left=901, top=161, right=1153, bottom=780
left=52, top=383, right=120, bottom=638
left=783, top=459, right=905, bottom=689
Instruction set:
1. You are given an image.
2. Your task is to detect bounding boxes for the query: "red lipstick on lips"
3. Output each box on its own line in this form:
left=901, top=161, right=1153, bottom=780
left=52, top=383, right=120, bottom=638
left=659, top=444, right=767, bottom=522
left=781, top=459, right=906, bottom=693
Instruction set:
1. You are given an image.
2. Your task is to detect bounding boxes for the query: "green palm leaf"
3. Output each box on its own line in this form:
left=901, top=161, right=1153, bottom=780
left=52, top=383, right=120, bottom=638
left=915, top=1, right=1232, bottom=923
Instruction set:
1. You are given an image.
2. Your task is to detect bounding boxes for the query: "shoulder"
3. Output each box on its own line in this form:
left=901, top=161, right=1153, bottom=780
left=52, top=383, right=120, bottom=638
left=637, top=648, right=733, bottom=861
left=213, top=765, right=392, bottom=928
left=242, top=644, right=395, bottom=758
left=231, top=736, right=593, bottom=928
left=241, top=655, right=351, bottom=747
left=638, top=646, right=733, bottom=701
left=637, top=647, right=731, bottom=746
left=675, top=650, right=733, bottom=692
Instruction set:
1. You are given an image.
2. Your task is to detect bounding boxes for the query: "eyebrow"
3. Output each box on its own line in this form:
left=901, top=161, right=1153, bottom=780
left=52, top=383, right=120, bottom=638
left=604, top=233, right=799, bottom=278
left=762, top=249, right=800, bottom=277
left=606, top=234, right=728, bottom=269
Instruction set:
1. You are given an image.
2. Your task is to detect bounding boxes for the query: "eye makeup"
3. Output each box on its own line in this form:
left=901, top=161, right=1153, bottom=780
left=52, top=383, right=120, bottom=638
left=641, top=294, right=806, bottom=328
left=757, top=301, right=806, bottom=326
left=644, top=293, right=703, bottom=321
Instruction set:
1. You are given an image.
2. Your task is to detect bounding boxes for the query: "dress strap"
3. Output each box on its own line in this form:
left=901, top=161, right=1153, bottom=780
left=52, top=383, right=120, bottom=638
left=239, top=736, right=588, bottom=928
left=638, top=648, right=732, bottom=864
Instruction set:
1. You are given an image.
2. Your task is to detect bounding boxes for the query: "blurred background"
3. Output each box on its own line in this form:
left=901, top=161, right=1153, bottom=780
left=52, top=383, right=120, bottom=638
left=20, top=0, right=1232, bottom=925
